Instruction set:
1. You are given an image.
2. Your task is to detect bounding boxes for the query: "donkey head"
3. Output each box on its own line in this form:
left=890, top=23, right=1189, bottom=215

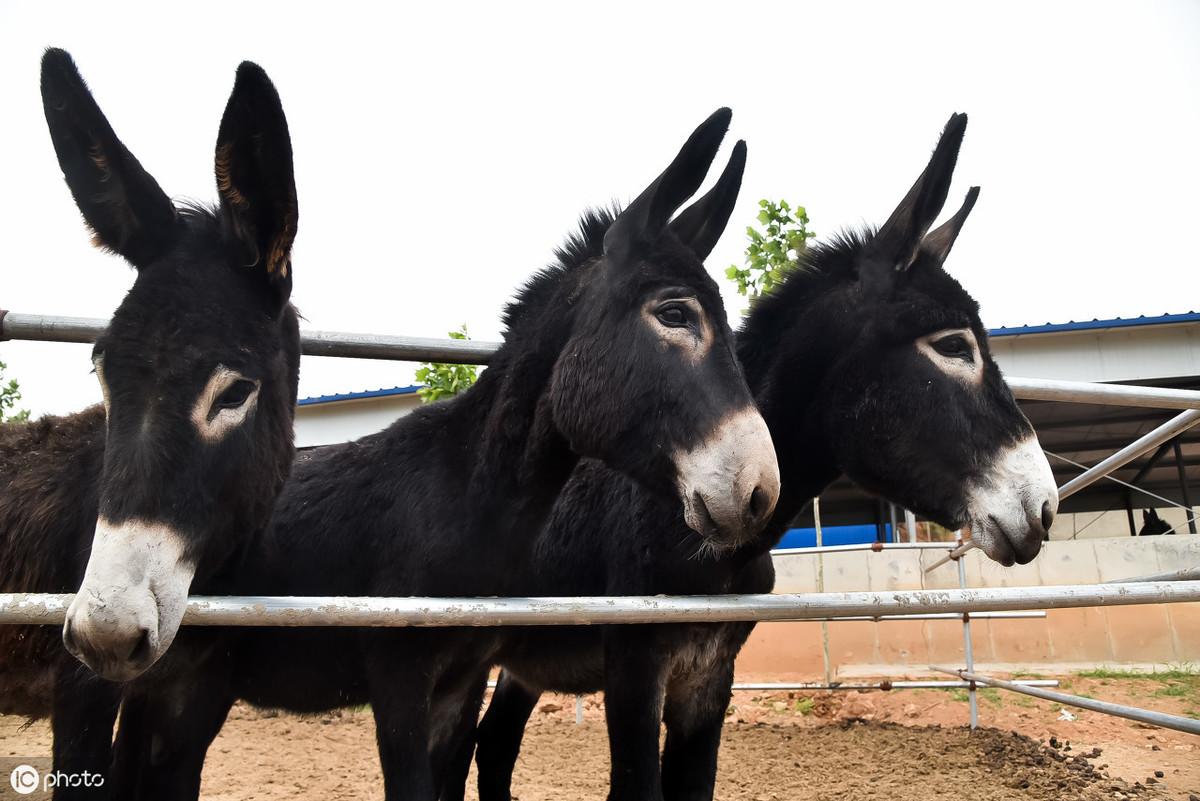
left=823, top=115, right=1056, bottom=564
left=548, top=109, right=779, bottom=548
left=44, top=50, right=301, bottom=680
left=784, top=115, right=1056, bottom=565
left=1138, top=509, right=1171, bottom=536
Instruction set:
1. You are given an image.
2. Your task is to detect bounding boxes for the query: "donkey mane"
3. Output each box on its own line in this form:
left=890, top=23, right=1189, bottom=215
left=737, top=225, right=983, bottom=384
left=499, top=206, right=618, bottom=337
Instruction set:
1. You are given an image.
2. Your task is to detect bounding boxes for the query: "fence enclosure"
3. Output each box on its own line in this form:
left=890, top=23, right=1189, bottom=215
left=2, top=311, right=1199, bottom=735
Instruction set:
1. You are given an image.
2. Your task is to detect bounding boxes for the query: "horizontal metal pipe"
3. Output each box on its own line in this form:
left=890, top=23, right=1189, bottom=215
left=1058, top=409, right=1200, bottom=500
left=1, top=582, right=1197, bottom=627
left=795, top=611, right=1047, bottom=622
left=0, top=312, right=501, bottom=365
left=1107, top=565, right=1200, bottom=584
left=482, top=679, right=1060, bottom=692
left=728, top=679, right=1060, bottom=691
left=931, top=666, right=1200, bottom=736
left=771, top=541, right=957, bottom=556
left=6, top=314, right=1200, bottom=408
left=1006, top=377, right=1200, bottom=410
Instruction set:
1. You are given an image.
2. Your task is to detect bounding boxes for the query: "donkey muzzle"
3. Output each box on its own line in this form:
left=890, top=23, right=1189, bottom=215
left=675, top=406, right=781, bottom=548
left=967, top=434, right=1059, bottom=567
left=63, top=517, right=195, bottom=681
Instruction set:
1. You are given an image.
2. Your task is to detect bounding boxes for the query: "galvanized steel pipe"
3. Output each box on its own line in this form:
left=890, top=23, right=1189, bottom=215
left=932, top=666, right=1200, bottom=736
left=7, top=313, right=1200, bottom=407
left=1057, top=409, right=1200, bottom=499
left=1, top=582, right=1197, bottom=627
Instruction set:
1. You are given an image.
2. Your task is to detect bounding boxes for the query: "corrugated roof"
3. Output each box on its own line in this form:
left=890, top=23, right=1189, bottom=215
left=298, top=385, right=421, bottom=407
left=988, top=311, right=1199, bottom=337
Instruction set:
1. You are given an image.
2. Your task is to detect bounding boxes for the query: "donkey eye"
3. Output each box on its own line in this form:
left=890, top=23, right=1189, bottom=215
left=656, top=304, right=690, bottom=328
left=214, top=379, right=257, bottom=410
left=931, top=335, right=974, bottom=362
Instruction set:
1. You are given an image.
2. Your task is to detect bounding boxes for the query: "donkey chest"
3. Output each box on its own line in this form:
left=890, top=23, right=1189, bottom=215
left=0, top=626, right=62, bottom=718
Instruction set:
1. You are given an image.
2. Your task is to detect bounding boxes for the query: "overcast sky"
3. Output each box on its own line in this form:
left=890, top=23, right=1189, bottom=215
left=2, top=1, right=1198, bottom=417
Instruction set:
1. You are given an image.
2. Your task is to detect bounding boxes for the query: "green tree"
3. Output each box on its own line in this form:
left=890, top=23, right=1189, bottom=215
left=725, top=199, right=815, bottom=300
left=0, top=360, right=30, bottom=423
left=415, top=325, right=479, bottom=404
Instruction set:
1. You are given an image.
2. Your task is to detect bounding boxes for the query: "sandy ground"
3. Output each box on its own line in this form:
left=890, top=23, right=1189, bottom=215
left=2, top=677, right=1197, bottom=800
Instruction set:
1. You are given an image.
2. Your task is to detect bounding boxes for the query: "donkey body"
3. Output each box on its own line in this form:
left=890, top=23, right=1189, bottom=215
left=457, top=114, right=1061, bottom=801
left=0, top=50, right=300, bottom=798
left=114, top=110, right=779, bottom=801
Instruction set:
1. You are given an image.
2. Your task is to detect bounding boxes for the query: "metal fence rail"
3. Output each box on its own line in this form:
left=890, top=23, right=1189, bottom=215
left=0, top=312, right=502, bottom=365
left=5, top=311, right=1200, bottom=742
left=3, top=582, right=1198, bottom=627
left=932, top=666, right=1200, bottom=736
left=5, top=312, right=1200, bottom=410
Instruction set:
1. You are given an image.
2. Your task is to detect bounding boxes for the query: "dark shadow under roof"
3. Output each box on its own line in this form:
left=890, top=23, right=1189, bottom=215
left=797, top=375, right=1200, bottom=536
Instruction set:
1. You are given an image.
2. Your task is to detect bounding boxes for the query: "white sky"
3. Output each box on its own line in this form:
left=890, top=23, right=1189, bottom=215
left=2, top=0, right=1198, bottom=417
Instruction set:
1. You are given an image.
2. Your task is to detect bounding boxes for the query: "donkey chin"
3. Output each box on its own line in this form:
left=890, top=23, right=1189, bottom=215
left=965, top=434, right=1059, bottom=567
left=63, top=517, right=196, bottom=682
left=675, top=407, right=781, bottom=550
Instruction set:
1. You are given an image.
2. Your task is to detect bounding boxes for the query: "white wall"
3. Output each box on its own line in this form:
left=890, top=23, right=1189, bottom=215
left=295, top=394, right=422, bottom=448
left=989, top=321, right=1200, bottom=383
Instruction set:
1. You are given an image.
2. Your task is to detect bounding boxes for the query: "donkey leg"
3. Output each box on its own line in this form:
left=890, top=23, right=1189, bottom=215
left=474, top=670, right=541, bottom=801
left=604, top=627, right=669, bottom=801
left=660, top=657, right=735, bottom=801
left=51, top=665, right=121, bottom=801
left=110, top=654, right=235, bottom=801
left=431, top=668, right=489, bottom=801
left=366, top=636, right=438, bottom=801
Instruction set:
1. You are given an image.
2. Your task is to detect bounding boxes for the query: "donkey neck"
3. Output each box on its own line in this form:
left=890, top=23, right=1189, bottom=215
left=739, top=297, right=854, bottom=542
left=439, top=316, right=578, bottom=541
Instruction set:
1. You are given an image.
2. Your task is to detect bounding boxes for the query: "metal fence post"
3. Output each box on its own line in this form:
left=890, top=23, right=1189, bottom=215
left=814, top=497, right=833, bottom=687
left=955, top=532, right=978, bottom=730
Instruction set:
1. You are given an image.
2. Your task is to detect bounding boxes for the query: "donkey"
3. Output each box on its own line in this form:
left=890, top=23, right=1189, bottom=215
left=110, top=109, right=779, bottom=801
left=0, top=49, right=300, bottom=796
left=1137, top=508, right=1173, bottom=536
left=451, top=114, right=1061, bottom=801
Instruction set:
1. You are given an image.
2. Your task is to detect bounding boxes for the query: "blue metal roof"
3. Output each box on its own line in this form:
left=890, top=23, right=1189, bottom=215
left=298, top=385, right=421, bottom=407
left=988, top=311, right=1199, bottom=337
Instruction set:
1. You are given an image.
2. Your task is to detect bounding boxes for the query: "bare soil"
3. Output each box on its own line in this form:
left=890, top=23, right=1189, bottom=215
left=1, top=677, right=1197, bottom=800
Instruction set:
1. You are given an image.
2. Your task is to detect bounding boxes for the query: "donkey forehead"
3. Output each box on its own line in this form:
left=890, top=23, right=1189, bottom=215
left=97, top=304, right=273, bottom=386
left=618, top=243, right=726, bottom=310
left=105, top=265, right=279, bottom=350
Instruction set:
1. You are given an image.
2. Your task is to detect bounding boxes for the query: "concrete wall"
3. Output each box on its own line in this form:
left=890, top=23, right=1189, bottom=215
left=737, top=534, right=1200, bottom=678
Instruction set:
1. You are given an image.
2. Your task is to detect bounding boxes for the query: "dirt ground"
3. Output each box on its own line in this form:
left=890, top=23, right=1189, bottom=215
left=2, top=676, right=1197, bottom=800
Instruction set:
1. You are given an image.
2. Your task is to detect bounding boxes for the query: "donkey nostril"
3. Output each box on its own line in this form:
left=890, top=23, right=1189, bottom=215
left=748, top=485, right=770, bottom=523
left=127, top=627, right=154, bottom=666
left=1041, top=500, right=1054, bottom=533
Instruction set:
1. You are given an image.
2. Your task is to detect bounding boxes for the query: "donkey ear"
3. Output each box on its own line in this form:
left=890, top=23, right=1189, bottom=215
left=604, top=107, right=731, bottom=264
left=215, top=62, right=297, bottom=308
left=668, top=140, right=747, bottom=261
left=921, top=186, right=980, bottom=266
left=41, top=48, right=177, bottom=269
left=872, top=113, right=968, bottom=272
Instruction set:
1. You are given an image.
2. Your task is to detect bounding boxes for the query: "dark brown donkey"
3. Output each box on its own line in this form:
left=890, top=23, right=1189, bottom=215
left=0, top=49, right=300, bottom=799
